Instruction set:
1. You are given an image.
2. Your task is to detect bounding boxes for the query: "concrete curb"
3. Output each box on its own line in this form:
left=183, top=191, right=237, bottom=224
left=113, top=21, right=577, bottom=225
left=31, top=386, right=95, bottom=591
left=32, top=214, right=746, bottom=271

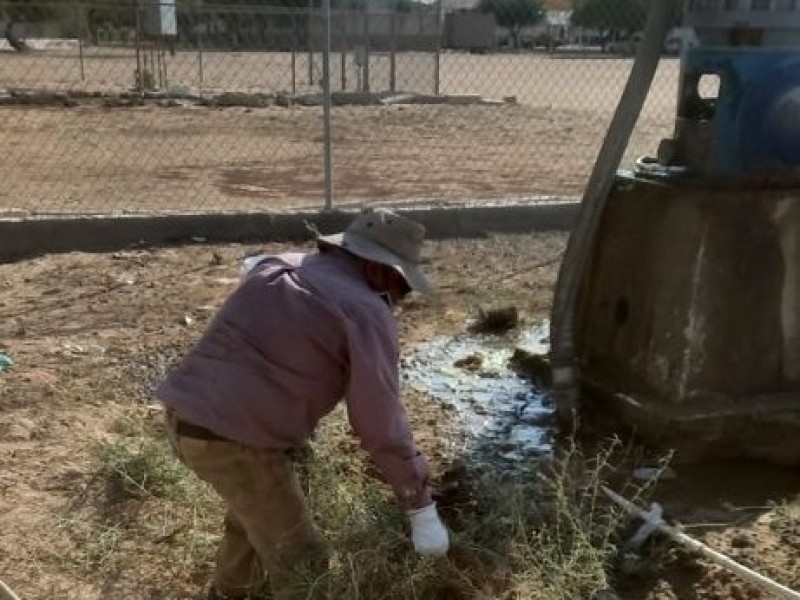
left=0, top=202, right=579, bottom=263
left=0, top=88, right=518, bottom=109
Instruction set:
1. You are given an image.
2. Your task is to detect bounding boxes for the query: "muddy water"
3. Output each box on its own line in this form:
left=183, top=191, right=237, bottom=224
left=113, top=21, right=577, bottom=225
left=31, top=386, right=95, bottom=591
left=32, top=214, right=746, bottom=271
left=402, top=322, right=554, bottom=465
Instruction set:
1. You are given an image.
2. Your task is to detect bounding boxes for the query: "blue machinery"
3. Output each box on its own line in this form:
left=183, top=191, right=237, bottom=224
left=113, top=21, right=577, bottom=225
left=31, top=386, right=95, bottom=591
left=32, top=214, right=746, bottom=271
left=573, top=1, right=800, bottom=463
left=658, top=1, right=800, bottom=181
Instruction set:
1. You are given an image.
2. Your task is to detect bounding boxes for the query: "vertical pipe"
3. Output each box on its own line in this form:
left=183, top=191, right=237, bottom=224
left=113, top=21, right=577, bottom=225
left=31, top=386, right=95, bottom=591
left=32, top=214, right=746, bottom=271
left=322, top=0, right=333, bottom=211
left=434, top=0, right=442, bottom=95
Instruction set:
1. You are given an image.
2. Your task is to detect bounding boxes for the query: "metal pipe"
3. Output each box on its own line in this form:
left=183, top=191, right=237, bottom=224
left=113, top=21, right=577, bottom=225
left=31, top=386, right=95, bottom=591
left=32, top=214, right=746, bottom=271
left=602, top=487, right=800, bottom=600
left=322, top=0, right=333, bottom=211
left=548, top=0, right=674, bottom=423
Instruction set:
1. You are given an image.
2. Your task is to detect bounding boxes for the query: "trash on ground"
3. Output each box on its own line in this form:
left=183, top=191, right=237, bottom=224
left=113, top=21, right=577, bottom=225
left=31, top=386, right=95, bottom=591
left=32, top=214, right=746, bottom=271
left=61, top=342, right=106, bottom=357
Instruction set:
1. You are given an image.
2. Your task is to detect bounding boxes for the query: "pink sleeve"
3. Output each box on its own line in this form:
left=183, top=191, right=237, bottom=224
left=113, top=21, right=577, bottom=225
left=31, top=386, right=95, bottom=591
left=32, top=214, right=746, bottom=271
left=343, top=304, right=432, bottom=509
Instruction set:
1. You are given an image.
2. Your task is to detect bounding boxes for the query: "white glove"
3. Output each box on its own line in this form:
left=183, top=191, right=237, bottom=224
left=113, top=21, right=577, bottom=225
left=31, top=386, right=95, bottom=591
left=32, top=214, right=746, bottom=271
left=407, top=502, right=450, bottom=556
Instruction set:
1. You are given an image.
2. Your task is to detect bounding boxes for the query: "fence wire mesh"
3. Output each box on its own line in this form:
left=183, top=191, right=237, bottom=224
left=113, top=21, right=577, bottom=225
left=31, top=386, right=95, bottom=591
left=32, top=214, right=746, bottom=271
left=0, top=0, right=680, bottom=215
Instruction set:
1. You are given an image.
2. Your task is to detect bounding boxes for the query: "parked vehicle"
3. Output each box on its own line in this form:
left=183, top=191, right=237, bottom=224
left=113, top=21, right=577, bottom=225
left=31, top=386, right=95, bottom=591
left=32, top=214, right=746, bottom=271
left=605, top=27, right=699, bottom=56
left=664, top=27, right=700, bottom=55
left=605, top=32, right=643, bottom=55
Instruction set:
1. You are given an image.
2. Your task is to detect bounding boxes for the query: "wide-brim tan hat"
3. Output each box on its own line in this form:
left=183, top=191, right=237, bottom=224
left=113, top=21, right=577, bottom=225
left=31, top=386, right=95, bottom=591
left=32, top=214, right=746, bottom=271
left=318, top=208, right=433, bottom=294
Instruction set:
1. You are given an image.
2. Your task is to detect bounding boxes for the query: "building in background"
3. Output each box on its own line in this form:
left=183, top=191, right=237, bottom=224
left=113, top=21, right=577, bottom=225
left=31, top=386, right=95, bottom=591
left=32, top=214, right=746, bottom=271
left=442, top=0, right=586, bottom=51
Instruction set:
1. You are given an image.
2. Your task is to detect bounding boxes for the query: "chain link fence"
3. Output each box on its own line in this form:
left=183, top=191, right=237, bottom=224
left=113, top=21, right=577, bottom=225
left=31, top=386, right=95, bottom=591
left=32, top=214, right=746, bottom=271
left=0, top=0, right=680, bottom=215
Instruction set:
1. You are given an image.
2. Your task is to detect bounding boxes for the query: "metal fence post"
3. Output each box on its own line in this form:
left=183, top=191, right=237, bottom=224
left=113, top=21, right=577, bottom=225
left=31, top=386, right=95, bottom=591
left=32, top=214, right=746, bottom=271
left=435, top=0, right=443, bottom=96
left=135, top=3, right=143, bottom=90
left=307, top=0, right=314, bottom=85
left=292, top=13, right=298, bottom=95
left=390, top=10, right=396, bottom=93
left=362, top=7, right=370, bottom=93
left=75, top=4, right=86, bottom=82
left=197, top=14, right=204, bottom=88
left=322, top=0, right=333, bottom=211
left=341, top=45, right=347, bottom=90
left=340, top=11, right=347, bottom=91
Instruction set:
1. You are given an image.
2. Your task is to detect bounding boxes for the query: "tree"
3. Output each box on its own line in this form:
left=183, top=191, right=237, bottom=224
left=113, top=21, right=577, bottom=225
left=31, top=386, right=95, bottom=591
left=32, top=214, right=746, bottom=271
left=570, top=0, right=646, bottom=35
left=478, top=0, right=544, bottom=49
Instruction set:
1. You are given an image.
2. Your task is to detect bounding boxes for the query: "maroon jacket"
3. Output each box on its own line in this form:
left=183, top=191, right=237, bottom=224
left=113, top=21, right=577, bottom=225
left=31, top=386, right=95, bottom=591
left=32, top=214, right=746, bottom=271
left=157, top=250, right=431, bottom=507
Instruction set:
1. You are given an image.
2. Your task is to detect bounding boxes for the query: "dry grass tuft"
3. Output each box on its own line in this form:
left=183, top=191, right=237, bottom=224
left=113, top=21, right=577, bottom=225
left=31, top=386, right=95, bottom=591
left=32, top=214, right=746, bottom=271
left=58, top=410, right=653, bottom=599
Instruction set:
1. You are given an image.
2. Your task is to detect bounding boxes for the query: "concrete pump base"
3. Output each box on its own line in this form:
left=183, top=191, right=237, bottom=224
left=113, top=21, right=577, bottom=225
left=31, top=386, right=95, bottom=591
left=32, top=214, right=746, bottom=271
left=576, top=176, right=800, bottom=463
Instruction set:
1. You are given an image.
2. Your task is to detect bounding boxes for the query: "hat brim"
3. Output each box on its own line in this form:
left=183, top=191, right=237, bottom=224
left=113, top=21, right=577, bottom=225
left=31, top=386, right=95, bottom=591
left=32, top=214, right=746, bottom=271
left=318, top=231, right=433, bottom=294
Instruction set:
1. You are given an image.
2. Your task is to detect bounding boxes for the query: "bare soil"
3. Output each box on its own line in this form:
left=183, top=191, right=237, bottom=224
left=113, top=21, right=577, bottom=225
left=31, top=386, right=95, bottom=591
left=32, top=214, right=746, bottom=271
left=0, top=235, right=798, bottom=599
left=1, top=47, right=794, bottom=600
left=0, top=52, right=678, bottom=214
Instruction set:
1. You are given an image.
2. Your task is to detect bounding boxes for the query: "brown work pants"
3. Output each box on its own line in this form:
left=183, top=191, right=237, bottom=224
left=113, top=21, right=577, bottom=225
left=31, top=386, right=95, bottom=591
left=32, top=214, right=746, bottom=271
left=165, top=413, right=328, bottom=599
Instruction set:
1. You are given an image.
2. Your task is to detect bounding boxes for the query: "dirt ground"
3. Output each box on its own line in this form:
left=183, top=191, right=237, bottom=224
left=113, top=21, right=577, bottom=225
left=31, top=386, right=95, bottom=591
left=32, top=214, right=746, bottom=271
left=1, top=44, right=795, bottom=600
left=0, top=51, right=678, bottom=215
left=0, top=234, right=798, bottom=599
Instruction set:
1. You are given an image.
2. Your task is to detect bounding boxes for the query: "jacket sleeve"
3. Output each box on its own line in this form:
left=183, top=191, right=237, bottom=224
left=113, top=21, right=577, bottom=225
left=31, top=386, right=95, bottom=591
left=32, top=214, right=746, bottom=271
left=343, top=302, right=432, bottom=509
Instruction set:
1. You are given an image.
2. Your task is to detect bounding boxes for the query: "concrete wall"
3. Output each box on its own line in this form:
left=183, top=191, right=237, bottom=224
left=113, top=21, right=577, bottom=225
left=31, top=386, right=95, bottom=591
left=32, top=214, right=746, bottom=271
left=0, top=203, right=578, bottom=264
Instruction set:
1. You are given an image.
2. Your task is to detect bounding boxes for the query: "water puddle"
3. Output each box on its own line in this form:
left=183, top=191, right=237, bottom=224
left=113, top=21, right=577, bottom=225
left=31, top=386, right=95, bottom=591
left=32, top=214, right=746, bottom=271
left=402, top=321, right=554, bottom=465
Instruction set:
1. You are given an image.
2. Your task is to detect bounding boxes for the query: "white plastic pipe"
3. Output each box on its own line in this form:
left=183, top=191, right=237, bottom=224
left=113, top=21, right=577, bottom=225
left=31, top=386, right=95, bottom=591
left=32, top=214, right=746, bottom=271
left=0, top=579, right=22, bottom=600
left=602, top=486, right=800, bottom=600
